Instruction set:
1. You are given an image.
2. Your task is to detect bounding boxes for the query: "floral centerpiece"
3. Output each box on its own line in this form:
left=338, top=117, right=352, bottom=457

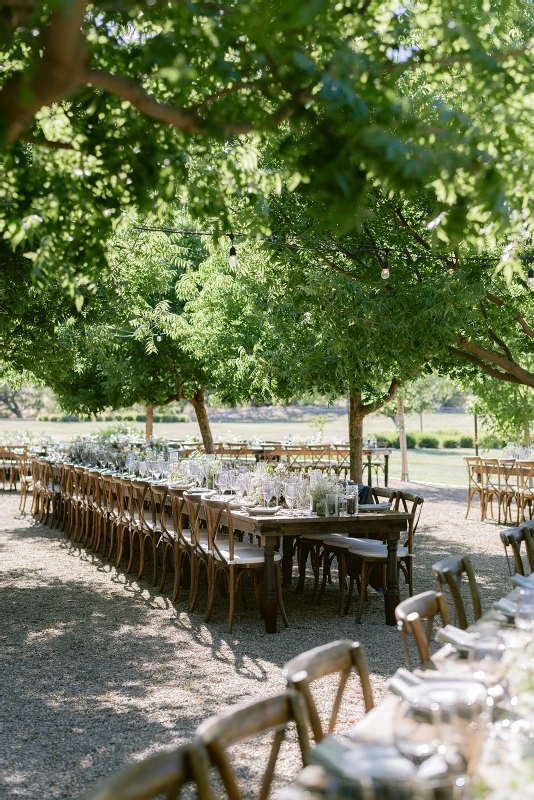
left=308, top=472, right=340, bottom=516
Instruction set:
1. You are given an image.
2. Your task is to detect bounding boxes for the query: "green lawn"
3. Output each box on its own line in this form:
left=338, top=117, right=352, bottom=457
left=0, top=411, right=490, bottom=487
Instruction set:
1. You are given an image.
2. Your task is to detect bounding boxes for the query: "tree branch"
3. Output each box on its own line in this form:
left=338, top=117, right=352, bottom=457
left=0, top=0, right=87, bottom=143
left=87, top=69, right=256, bottom=136
left=317, top=252, right=363, bottom=281
left=448, top=346, right=522, bottom=384
left=361, top=378, right=399, bottom=413
left=22, top=135, right=77, bottom=151
left=194, top=79, right=266, bottom=111
left=454, top=335, right=534, bottom=387
left=485, top=291, right=534, bottom=339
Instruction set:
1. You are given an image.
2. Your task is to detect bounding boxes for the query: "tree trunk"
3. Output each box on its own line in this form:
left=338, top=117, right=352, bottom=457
left=145, top=404, right=154, bottom=440
left=398, top=397, right=409, bottom=481
left=349, top=390, right=365, bottom=483
left=189, top=389, right=215, bottom=453
left=420, top=411, right=423, bottom=431
left=525, top=422, right=531, bottom=448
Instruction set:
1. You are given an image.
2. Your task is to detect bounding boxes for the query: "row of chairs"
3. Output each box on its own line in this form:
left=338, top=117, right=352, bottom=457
left=82, top=638, right=374, bottom=800
left=296, top=488, right=424, bottom=622
left=29, top=459, right=288, bottom=633
left=465, top=456, right=534, bottom=524
left=396, top=518, right=534, bottom=668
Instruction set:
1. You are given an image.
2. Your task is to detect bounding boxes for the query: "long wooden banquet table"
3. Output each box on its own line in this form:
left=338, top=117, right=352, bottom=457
left=200, top=507, right=411, bottom=633
left=277, top=577, right=534, bottom=798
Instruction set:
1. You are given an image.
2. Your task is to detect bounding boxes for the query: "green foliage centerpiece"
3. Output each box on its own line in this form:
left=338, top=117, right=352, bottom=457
left=308, top=472, right=340, bottom=517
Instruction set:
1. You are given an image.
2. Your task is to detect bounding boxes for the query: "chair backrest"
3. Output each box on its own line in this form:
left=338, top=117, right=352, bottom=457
left=432, top=555, right=482, bottom=629
left=80, top=741, right=215, bottom=800
left=283, top=640, right=374, bottom=743
left=371, top=487, right=397, bottom=504
left=395, top=590, right=451, bottom=669
left=480, top=458, right=500, bottom=492
left=520, top=518, right=534, bottom=533
left=168, top=486, right=190, bottom=544
left=500, top=526, right=534, bottom=576
left=196, top=690, right=310, bottom=800
left=183, top=491, right=208, bottom=550
left=202, top=497, right=236, bottom=564
left=393, top=491, right=424, bottom=551
left=464, top=457, right=483, bottom=489
left=517, top=461, right=534, bottom=492
left=149, top=484, right=168, bottom=533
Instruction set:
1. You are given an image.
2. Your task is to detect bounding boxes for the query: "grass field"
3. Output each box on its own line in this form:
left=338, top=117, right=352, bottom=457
left=0, top=411, right=485, bottom=486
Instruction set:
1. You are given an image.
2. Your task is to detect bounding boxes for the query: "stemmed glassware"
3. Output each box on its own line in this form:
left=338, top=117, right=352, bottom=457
left=515, top=589, right=534, bottom=640
left=285, top=482, right=299, bottom=515
left=262, top=479, right=274, bottom=508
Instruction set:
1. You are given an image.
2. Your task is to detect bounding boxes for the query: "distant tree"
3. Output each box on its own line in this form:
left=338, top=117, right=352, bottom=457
left=466, top=368, right=534, bottom=447
left=381, top=373, right=459, bottom=431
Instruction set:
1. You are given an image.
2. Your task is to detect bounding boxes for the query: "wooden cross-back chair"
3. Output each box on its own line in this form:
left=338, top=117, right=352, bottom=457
left=166, top=485, right=198, bottom=602
left=124, top=479, right=150, bottom=577
left=202, top=497, right=288, bottom=633
left=331, top=444, right=350, bottom=477
left=464, top=457, right=484, bottom=520
left=183, top=490, right=213, bottom=612
left=19, top=453, right=35, bottom=513
left=196, top=690, right=310, bottom=800
left=282, top=445, right=308, bottom=472
left=432, top=555, right=482, bottom=630
left=283, top=640, right=374, bottom=744
left=515, top=461, right=534, bottom=525
left=481, top=458, right=507, bottom=523
left=342, top=491, right=424, bottom=623
left=500, top=526, right=534, bottom=576
left=81, top=741, right=215, bottom=800
left=306, top=444, right=331, bottom=471
left=395, top=590, right=451, bottom=669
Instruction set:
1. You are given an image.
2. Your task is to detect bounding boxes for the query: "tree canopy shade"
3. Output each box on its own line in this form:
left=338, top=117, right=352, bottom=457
left=1, top=0, right=534, bottom=293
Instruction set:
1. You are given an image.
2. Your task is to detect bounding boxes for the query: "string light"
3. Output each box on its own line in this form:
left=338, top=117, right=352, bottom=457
left=528, top=267, right=534, bottom=290
left=381, top=252, right=390, bottom=280
left=229, top=233, right=238, bottom=268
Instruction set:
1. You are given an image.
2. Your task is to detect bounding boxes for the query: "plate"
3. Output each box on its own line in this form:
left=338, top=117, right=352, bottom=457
left=245, top=506, right=281, bottom=516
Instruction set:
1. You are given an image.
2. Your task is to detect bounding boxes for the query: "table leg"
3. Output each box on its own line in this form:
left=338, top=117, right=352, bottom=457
left=263, top=535, right=278, bottom=633
left=385, top=539, right=400, bottom=625
left=367, top=453, right=372, bottom=487
left=385, top=454, right=389, bottom=487
left=282, top=536, right=294, bottom=587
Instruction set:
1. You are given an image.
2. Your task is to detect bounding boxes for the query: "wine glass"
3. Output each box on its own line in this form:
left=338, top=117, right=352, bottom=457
left=285, top=482, right=299, bottom=515
left=139, top=461, right=148, bottom=478
left=215, top=471, right=228, bottom=495
left=263, top=480, right=274, bottom=508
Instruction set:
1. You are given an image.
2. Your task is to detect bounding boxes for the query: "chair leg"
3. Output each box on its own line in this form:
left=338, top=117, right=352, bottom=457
left=172, top=545, right=183, bottom=602
left=296, top=540, right=308, bottom=594
left=356, top=561, right=368, bottom=624
left=228, top=566, right=236, bottom=633
left=276, top=564, right=289, bottom=628
left=205, top=564, right=217, bottom=623
left=159, top=545, right=169, bottom=591
left=138, top=535, right=146, bottom=579
left=126, top=530, right=136, bottom=573
left=338, top=551, right=347, bottom=614
left=188, top=557, right=201, bottom=612
left=311, top=545, right=322, bottom=603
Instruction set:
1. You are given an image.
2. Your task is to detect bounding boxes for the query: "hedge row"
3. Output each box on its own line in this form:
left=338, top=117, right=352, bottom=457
left=373, top=432, right=486, bottom=449
left=38, top=413, right=190, bottom=423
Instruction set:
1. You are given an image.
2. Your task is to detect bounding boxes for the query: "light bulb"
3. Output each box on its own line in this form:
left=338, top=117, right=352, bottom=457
left=229, top=244, right=238, bottom=268
left=381, top=254, right=389, bottom=280
left=156, top=335, right=162, bottom=341
left=528, top=267, right=534, bottom=290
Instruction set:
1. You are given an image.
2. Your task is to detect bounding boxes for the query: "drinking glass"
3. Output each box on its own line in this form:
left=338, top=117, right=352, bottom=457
left=263, top=480, right=274, bottom=507
left=139, top=461, right=148, bottom=478
left=215, top=471, right=228, bottom=494
left=515, top=589, right=534, bottom=639
left=285, top=483, right=299, bottom=515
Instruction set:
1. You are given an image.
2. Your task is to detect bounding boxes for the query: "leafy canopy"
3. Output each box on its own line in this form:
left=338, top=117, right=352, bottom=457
left=1, top=0, right=533, bottom=295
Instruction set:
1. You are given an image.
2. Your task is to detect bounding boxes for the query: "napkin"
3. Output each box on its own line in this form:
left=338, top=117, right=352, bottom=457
left=435, top=625, right=479, bottom=652
left=493, top=598, right=517, bottom=618
left=512, top=573, right=534, bottom=589
left=308, top=735, right=415, bottom=782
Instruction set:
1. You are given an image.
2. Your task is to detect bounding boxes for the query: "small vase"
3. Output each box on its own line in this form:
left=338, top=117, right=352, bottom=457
left=315, top=500, right=327, bottom=517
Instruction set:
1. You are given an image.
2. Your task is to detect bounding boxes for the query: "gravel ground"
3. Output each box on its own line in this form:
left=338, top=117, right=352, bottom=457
left=1, top=482, right=510, bottom=798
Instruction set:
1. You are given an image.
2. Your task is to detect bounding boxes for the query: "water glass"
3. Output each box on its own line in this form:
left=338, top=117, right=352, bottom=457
left=326, top=492, right=338, bottom=517
left=515, top=589, right=534, bottom=637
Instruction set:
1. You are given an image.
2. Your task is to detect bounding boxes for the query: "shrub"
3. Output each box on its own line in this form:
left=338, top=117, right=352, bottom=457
left=460, top=436, right=474, bottom=448
left=95, top=415, right=103, bottom=422
left=39, top=415, right=49, bottom=421
left=442, top=437, right=459, bottom=449
left=104, top=415, right=114, bottom=422
left=135, top=414, right=146, bottom=422
left=480, top=434, right=505, bottom=450
left=390, top=433, right=416, bottom=449
left=49, top=415, right=60, bottom=422
left=61, top=414, right=80, bottom=422
left=123, top=414, right=134, bottom=421
left=417, top=435, right=440, bottom=449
